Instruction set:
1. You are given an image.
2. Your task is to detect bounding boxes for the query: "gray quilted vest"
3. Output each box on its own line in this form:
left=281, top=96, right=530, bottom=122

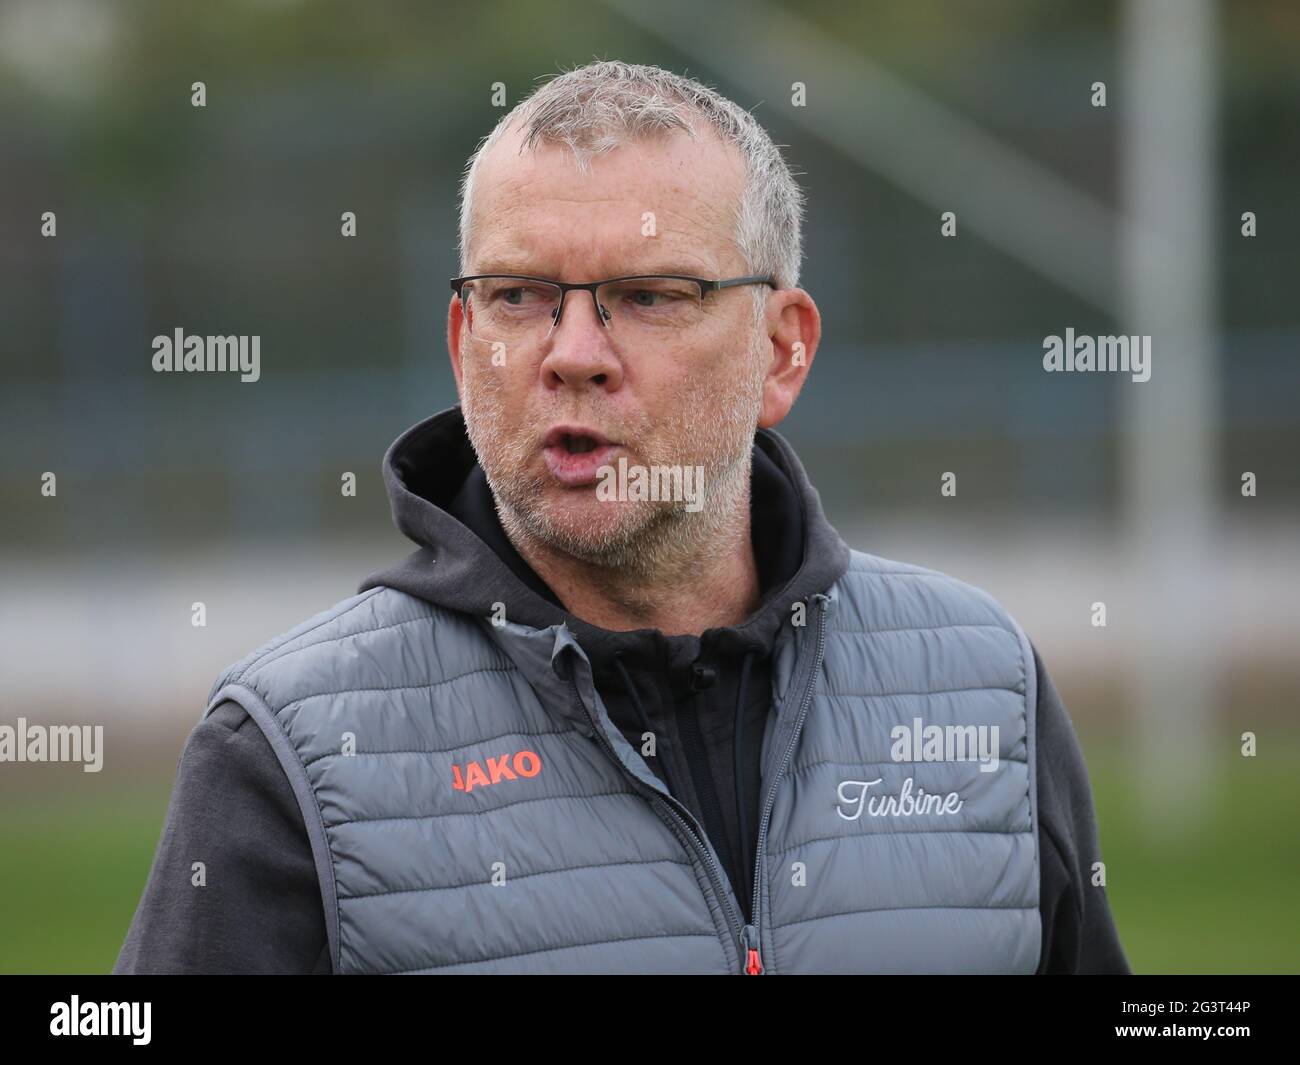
left=205, top=549, right=1040, bottom=974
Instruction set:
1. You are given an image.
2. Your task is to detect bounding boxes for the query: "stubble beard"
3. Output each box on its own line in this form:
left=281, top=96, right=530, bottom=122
left=461, top=342, right=767, bottom=585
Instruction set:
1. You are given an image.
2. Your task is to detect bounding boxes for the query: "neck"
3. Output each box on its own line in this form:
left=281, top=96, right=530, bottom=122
left=501, top=482, right=761, bottom=636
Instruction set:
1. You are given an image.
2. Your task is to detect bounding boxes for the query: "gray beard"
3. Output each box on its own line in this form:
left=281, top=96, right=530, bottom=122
left=461, top=328, right=768, bottom=586
left=490, top=444, right=753, bottom=583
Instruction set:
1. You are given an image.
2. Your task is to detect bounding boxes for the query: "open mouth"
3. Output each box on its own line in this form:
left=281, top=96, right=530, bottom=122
left=541, top=425, right=620, bottom=486
left=561, top=433, right=599, bottom=454
left=542, top=425, right=615, bottom=452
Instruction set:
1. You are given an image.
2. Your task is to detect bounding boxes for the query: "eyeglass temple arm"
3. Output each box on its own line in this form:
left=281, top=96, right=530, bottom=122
left=711, top=275, right=778, bottom=291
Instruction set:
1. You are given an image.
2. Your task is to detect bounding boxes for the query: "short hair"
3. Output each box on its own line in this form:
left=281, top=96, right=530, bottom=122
left=457, top=59, right=806, bottom=310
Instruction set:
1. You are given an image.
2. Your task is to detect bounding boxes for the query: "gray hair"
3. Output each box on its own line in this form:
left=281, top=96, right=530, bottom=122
left=457, top=60, right=806, bottom=308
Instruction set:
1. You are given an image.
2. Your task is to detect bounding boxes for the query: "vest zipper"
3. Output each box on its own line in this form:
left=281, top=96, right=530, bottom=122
left=678, top=666, right=736, bottom=900
left=744, top=593, right=830, bottom=976
left=564, top=592, right=828, bottom=975
left=742, top=923, right=763, bottom=974
left=567, top=677, right=747, bottom=969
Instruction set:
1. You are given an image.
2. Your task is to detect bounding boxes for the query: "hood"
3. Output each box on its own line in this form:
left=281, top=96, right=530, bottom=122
left=358, top=405, right=851, bottom=671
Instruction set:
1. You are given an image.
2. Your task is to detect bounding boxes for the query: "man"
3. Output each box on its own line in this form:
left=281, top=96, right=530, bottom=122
left=115, top=60, right=1129, bottom=975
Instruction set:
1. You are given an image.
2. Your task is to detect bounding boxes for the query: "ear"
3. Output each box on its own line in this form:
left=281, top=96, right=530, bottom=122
left=758, top=288, right=820, bottom=429
left=447, top=293, right=466, bottom=396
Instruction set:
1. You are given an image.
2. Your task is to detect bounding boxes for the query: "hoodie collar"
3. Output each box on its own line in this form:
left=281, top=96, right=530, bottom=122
left=358, top=405, right=850, bottom=672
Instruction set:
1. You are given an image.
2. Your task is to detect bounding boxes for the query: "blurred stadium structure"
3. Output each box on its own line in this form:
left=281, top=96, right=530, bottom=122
left=1, top=0, right=1297, bottom=972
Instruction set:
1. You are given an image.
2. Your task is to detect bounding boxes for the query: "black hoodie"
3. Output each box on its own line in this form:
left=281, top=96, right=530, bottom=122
left=113, top=407, right=1131, bottom=974
left=358, top=406, right=852, bottom=928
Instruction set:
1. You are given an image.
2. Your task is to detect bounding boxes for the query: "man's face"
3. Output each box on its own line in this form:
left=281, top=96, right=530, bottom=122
left=449, top=123, right=770, bottom=567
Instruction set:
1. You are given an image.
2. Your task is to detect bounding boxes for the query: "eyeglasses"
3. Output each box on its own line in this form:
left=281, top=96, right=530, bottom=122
left=449, top=272, right=776, bottom=346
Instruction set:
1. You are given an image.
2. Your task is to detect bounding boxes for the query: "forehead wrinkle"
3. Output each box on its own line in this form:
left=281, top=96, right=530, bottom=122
left=473, top=189, right=738, bottom=278
left=470, top=127, right=745, bottom=275
left=473, top=228, right=725, bottom=279
left=485, top=180, right=731, bottom=234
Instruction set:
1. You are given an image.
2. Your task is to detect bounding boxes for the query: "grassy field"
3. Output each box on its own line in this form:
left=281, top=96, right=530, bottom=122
left=1, top=735, right=1297, bottom=973
left=1088, top=739, right=1300, bottom=974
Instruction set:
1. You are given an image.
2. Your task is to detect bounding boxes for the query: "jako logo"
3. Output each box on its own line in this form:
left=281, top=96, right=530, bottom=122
left=452, top=750, right=542, bottom=793
left=50, top=997, right=151, bottom=1045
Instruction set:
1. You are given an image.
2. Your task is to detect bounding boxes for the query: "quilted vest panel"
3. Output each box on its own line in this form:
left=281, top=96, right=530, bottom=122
left=205, top=549, right=1039, bottom=974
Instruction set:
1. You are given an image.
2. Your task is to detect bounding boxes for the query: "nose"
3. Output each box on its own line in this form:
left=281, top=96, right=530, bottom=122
left=539, top=288, right=624, bottom=393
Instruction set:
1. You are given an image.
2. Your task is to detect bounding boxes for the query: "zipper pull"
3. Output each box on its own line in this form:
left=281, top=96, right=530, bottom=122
left=741, top=924, right=763, bottom=975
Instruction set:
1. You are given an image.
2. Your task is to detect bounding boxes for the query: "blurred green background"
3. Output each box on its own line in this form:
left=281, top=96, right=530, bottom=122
left=1, top=0, right=1297, bottom=973
left=4, top=740, right=1299, bottom=973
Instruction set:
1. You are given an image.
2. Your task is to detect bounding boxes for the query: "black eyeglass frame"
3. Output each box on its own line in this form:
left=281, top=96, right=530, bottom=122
left=449, top=272, right=777, bottom=331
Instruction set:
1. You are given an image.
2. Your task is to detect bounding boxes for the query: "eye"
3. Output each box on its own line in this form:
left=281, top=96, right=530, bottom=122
left=482, top=282, right=554, bottom=308
left=613, top=280, right=696, bottom=308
